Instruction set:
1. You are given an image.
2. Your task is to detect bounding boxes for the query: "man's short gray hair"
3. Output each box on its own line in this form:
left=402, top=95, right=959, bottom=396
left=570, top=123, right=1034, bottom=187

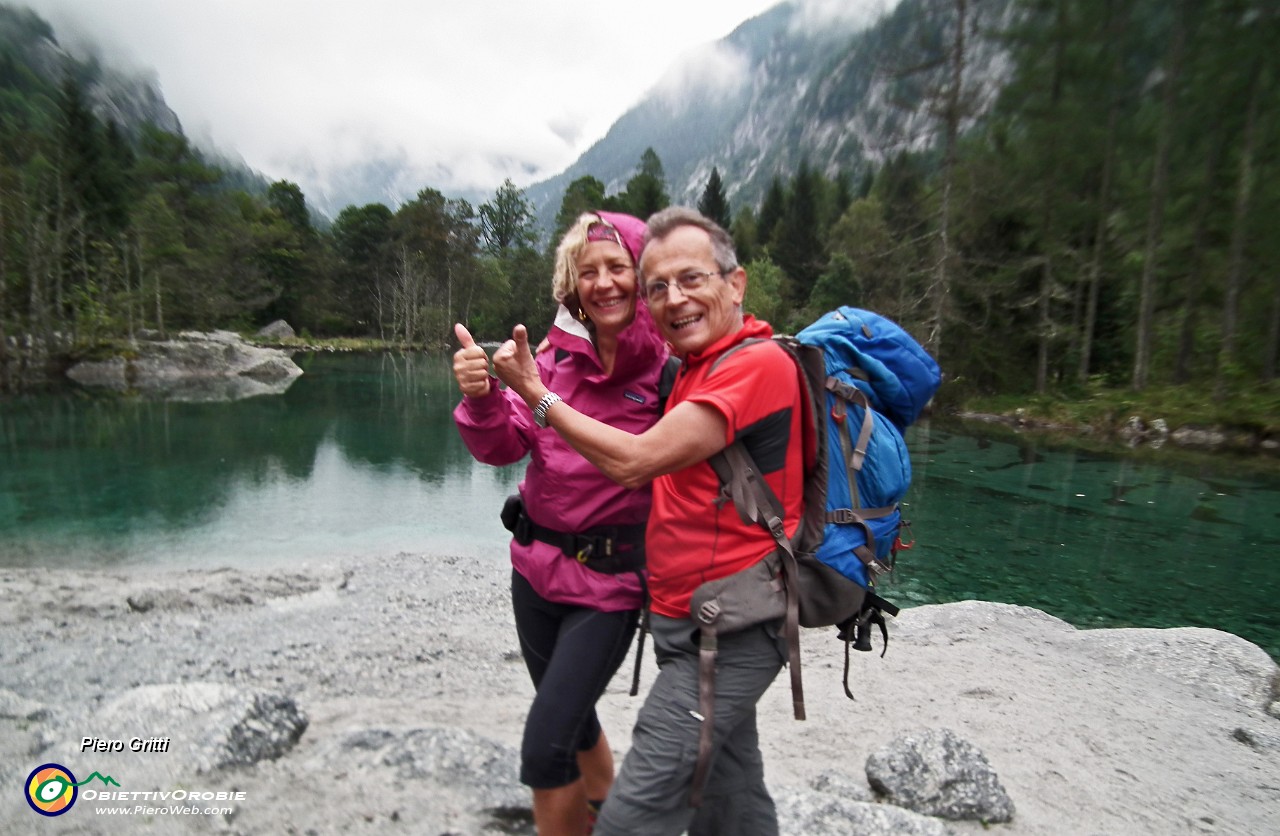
left=643, top=207, right=739, bottom=274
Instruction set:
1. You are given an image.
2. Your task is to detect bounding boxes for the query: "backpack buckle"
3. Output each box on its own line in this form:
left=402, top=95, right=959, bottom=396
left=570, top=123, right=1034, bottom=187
left=697, top=599, right=721, bottom=624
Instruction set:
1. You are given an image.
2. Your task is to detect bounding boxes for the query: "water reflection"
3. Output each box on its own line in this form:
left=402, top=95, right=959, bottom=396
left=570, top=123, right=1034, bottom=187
left=0, top=352, right=520, bottom=568
left=2, top=354, right=1278, bottom=659
left=71, top=373, right=302, bottom=402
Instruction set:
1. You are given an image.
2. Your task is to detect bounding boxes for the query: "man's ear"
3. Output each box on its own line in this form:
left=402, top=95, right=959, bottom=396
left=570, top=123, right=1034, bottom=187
left=725, top=266, right=747, bottom=306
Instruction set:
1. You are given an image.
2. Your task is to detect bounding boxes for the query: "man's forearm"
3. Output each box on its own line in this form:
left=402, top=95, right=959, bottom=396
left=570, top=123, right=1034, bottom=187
left=542, top=397, right=728, bottom=490
left=542, top=400, right=658, bottom=489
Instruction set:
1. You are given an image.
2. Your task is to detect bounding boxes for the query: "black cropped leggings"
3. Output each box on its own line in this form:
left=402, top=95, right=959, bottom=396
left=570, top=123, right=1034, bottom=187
left=511, top=569, right=639, bottom=789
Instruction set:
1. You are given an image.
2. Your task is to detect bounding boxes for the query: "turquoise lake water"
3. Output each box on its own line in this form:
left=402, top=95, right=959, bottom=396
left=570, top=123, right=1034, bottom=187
left=2, top=352, right=1278, bottom=659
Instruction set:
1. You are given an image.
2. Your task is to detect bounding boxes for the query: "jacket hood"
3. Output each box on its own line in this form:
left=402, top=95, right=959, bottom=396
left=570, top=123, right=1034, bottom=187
left=546, top=299, right=667, bottom=381
left=594, top=211, right=646, bottom=266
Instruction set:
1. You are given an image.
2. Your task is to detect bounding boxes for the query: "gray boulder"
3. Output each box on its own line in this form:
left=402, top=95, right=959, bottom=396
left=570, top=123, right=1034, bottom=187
left=335, top=726, right=525, bottom=810
left=777, top=770, right=955, bottom=835
left=45, top=683, right=307, bottom=788
left=866, top=727, right=1015, bottom=823
left=65, top=330, right=302, bottom=400
left=256, top=319, right=296, bottom=340
left=776, top=790, right=956, bottom=835
left=293, top=725, right=530, bottom=833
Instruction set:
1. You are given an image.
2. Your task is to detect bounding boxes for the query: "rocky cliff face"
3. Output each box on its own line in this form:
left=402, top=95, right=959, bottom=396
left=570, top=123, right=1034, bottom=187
left=527, top=0, right=1017, bottom=227
left=0, top=6, right=183, bottom=137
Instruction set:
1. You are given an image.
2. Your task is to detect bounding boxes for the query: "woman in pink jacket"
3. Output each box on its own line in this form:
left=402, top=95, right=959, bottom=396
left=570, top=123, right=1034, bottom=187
left=451, top=211, right=667, bottom=835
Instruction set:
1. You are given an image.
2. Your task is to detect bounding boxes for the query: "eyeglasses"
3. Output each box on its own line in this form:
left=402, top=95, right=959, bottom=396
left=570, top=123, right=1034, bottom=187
left=642, top=270, right=727, bottom=303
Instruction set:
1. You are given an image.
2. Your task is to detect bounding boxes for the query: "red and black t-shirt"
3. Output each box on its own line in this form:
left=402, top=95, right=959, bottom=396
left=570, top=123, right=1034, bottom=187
left=646, top=317, right=805, bottom=618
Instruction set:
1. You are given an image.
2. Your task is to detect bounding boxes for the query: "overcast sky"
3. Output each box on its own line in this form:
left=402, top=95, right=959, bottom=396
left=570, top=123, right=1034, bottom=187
left=21, top=0, right=885, bottom=214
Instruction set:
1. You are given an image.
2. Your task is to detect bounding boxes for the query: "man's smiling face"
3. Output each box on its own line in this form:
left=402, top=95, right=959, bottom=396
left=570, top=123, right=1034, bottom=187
left=640, top=225, right=745, bottom=356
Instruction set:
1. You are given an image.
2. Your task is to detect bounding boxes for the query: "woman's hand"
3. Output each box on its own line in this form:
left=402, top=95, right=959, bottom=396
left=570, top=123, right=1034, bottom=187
left=493, top=324, right=547, bottom=407
left=452, top=323, right=492, bottom=398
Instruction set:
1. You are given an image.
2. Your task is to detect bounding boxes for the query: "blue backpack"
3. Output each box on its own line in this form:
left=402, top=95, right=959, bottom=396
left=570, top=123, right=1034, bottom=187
left=707, top=307, right=941, bottom=696
left=679, top=307, right=940, bottom=805
left=796, top=306, right=940, bottom=592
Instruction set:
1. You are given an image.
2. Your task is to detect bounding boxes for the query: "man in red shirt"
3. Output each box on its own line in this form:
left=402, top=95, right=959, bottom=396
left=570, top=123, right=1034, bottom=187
left=493, top=207, right=804, bottom=835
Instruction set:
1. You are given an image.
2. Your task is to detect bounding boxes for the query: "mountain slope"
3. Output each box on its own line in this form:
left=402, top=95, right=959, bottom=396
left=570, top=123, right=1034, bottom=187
left=525, top=0, right=1015, bottom=228
left=0, top=3, right=182, bottom=136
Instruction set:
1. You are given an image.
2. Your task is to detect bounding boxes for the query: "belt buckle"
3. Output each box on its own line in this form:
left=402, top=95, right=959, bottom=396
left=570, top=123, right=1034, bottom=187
left=577, top=531, right=617, bottom=563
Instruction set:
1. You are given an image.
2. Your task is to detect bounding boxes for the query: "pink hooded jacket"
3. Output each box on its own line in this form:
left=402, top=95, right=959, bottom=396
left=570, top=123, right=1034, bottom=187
left=453, top=213, right=668, bottom=611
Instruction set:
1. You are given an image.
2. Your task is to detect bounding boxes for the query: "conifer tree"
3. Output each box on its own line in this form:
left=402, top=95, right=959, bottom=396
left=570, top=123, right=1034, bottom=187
left=697, top=167, right=732, bottom=230
left=554, top=176, right=606, bottom=241
left=756, top=176, right=785, bottom=249
left=620, top=148, right=670, bottom=219
left=772, top=160, right=825, bottom=305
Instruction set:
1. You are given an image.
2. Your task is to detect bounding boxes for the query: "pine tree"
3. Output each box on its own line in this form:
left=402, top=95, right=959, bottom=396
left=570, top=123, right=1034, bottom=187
left=620, top=148, right=669, bottom=219
left=772, top=160, right=825, bottom=305
left=697, top=167, right=732, bottom=229
left=757, top=176, right=785, bottom=249
left=554, top=176, right=606, bottom=240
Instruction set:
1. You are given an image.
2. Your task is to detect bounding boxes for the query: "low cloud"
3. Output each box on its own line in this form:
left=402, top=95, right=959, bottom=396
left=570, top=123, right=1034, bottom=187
left=653, top=41, right=752, bottom=110
left=18, top=0, right=801, bottom=214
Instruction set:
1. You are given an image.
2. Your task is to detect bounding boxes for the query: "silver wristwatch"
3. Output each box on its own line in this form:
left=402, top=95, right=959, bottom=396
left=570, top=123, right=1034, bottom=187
left=533, top=392, right=562, bottom=428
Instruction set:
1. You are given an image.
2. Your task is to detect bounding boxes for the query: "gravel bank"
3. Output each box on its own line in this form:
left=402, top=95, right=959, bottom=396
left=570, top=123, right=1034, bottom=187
left=2, top=551, right=1277, bottom=835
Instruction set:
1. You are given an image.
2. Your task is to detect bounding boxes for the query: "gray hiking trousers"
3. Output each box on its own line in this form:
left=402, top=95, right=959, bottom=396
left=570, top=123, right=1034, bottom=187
left=594, top=612, right=786, bottom=836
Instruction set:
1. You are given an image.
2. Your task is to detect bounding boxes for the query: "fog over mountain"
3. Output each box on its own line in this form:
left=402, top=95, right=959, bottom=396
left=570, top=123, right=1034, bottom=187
left=6, top=0, right=1015, bottom=227
left=14, top=0, right=788, bottom=219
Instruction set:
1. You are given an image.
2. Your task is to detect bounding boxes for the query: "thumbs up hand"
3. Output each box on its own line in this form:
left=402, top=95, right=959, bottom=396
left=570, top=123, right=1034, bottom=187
left=493, top=324, right=543, bottom=404
left=452, top=323, right=492, bottom=398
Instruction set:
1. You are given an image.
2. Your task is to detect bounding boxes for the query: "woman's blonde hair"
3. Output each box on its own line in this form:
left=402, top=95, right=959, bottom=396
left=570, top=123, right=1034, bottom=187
left=551, top=212, right=601, bottom=304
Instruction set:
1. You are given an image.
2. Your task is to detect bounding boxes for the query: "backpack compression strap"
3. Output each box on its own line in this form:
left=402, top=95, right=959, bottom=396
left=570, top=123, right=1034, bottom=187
left=626, top=355, right=680, bottom=701
left=825, top=377, right=897, bottom=578
left=827, top=377, right=874, bottom=497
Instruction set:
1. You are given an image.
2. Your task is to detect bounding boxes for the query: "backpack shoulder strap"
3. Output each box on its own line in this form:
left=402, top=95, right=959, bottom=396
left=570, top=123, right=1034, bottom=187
left=706, top=337, right=768, bottom=375
left=688, top=442, right=804, bottom=808
left=656, top=355, right=681, bottom=412
left=709, top=442, right=805, bottom=722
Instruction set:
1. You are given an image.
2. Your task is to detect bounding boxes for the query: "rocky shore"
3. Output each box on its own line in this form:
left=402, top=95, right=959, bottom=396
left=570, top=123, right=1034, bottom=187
left=954, top=410, right=1280, bottom=458
left=2, top=551, right=1277, bottom=835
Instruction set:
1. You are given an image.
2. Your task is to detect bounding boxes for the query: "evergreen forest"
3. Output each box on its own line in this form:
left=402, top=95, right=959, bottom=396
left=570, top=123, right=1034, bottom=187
left=1, top=0, right=1277, bottom=427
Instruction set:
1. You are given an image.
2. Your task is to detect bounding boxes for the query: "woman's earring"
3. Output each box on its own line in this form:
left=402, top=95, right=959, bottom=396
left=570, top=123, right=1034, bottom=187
left=578, top=306, right=589, bottom=322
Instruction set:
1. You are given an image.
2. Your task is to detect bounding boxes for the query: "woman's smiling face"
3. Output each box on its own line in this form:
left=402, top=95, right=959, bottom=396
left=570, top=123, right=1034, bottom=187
left=575, top=239, right=638, bottom=337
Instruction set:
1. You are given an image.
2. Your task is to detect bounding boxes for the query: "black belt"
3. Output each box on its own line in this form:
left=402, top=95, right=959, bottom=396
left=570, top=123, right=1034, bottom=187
left=500, top=494, right=646, bottom=575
